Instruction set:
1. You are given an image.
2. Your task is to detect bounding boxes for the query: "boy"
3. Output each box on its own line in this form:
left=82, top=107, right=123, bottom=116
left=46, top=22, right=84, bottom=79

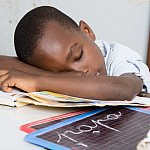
left=0, top=6, right=150, bottom=101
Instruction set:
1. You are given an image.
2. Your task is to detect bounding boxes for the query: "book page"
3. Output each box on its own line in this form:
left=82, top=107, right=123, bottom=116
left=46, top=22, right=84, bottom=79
left=0, top=89, right=27, bottom=107
left=0, top=90, right=15, bottom=106
left=14, top=91, right=150, bottom=107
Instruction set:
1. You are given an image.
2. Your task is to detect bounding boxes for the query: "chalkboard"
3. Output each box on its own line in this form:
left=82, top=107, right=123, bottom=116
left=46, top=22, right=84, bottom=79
left=25, top=107, right=150, bottom=150
left=20, top=109, right=89, bottom=133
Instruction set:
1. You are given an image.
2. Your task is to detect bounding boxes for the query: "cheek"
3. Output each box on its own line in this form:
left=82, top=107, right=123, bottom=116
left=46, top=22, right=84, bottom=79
left=89, top=50, right=106, bottom=71
left=86, top=50, right=100, bottom=64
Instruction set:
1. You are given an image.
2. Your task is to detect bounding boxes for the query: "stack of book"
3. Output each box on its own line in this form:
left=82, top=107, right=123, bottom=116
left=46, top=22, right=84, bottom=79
left=1, top=90, right=150, bottom=107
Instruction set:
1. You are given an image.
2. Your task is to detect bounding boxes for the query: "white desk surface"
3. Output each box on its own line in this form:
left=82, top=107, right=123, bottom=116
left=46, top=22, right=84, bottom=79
left=0, top=104, right=82, bottom=149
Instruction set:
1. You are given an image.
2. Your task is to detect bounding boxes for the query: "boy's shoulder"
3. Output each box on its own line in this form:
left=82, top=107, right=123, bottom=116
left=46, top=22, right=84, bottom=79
left=95, top=40, right=142, bottom=61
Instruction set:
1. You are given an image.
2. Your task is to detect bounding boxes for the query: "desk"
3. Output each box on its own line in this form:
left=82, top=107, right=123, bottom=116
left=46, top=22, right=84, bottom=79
left=0, top=104, right=81, bottom=149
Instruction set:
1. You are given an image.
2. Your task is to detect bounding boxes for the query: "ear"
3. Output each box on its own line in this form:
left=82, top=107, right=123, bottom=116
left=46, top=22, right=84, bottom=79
left=79, top=20, right=96, bottom=41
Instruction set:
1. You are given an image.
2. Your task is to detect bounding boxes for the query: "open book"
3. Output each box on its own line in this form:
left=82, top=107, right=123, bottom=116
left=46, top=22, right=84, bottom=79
left=0, top=89, right=27, bottom=107
left=1, top=90, right=150, bottom=107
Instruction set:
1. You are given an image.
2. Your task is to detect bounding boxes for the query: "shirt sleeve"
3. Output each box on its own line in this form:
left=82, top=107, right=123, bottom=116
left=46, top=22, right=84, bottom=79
left=107, top=42, right=150, bottom=93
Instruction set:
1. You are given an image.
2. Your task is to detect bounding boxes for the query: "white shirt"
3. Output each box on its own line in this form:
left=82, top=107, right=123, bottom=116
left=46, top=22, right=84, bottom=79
left=96, top=40, right=150, bottom=93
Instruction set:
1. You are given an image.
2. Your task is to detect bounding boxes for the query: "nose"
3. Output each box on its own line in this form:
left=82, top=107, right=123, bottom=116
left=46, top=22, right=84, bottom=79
left=72, top=65, right=89, bottom=74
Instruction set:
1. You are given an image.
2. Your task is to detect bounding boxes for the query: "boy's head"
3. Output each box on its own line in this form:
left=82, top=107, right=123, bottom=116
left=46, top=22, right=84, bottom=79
left=14, top=6, right=106, bottom=75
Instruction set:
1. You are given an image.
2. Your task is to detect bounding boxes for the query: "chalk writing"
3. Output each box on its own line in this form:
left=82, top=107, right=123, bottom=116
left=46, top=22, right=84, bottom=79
left=56, top=112, right=121, bottom=148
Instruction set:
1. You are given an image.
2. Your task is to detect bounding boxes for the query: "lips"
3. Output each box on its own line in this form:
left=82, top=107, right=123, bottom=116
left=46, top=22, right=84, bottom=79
left=95, top=72, right=100, bottom=76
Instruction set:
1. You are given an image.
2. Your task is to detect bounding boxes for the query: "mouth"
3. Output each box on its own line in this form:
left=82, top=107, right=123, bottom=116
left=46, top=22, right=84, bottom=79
left=95, top=72, right=100, bottom=76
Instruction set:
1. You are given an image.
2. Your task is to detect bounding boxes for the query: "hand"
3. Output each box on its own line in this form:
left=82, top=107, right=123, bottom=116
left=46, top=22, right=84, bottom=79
left=0, top=69, right=39, bottom=92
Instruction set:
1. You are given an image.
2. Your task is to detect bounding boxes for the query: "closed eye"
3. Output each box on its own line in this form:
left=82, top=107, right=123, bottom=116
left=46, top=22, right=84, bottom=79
left=74, top=49, right=83, bottom=62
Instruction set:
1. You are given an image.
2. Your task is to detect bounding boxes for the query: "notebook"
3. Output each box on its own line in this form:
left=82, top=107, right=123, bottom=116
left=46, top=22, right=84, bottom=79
left=0, top=89, right=27, bottom=107
left=1, top=90, right=150, bottom=107
left=24, top=106, right=150, bottom=150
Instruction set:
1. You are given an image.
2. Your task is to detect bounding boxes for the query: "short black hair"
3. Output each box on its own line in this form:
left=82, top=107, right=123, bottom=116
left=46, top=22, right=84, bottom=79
left=14, top=6, right=80, bottom=63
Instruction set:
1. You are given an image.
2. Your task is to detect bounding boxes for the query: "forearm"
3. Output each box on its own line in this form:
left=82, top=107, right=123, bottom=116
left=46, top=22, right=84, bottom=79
left=37, top=74, right=143, bottom=101
left=0, top=56, right=86, bottom=77
left=0, top=69, right=142, bottom=100
left=0, top=55, right=53, bottom=76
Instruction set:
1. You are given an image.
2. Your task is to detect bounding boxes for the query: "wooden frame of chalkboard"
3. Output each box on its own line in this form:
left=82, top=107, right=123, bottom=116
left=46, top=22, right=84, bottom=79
left=25, top=107, right=150, bottom=150
left=20, top=109, right=89, bottom=133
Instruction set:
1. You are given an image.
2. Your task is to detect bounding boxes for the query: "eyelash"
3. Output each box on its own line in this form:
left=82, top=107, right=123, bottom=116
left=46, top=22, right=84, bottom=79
left=74, top=49, right=83, bottom=62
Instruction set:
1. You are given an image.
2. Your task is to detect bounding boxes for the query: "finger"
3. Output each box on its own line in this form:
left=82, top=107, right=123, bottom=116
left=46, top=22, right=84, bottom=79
left=0, top=70, right=9, bottom=76
left=1, top=85, right=13, bottom=92
left=0, top=73, right=9, bottom=85
left=0, top=78, right=14, bottom=92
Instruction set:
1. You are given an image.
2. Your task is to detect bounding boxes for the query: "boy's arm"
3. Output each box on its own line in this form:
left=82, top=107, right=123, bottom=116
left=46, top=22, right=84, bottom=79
left=0, top=55, right=50, bottom=75
left=0, top=69, right=143, bottom=101
left=37, top=73, right=142, bottom=101
left=0, top=56, right=84, bottom=77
